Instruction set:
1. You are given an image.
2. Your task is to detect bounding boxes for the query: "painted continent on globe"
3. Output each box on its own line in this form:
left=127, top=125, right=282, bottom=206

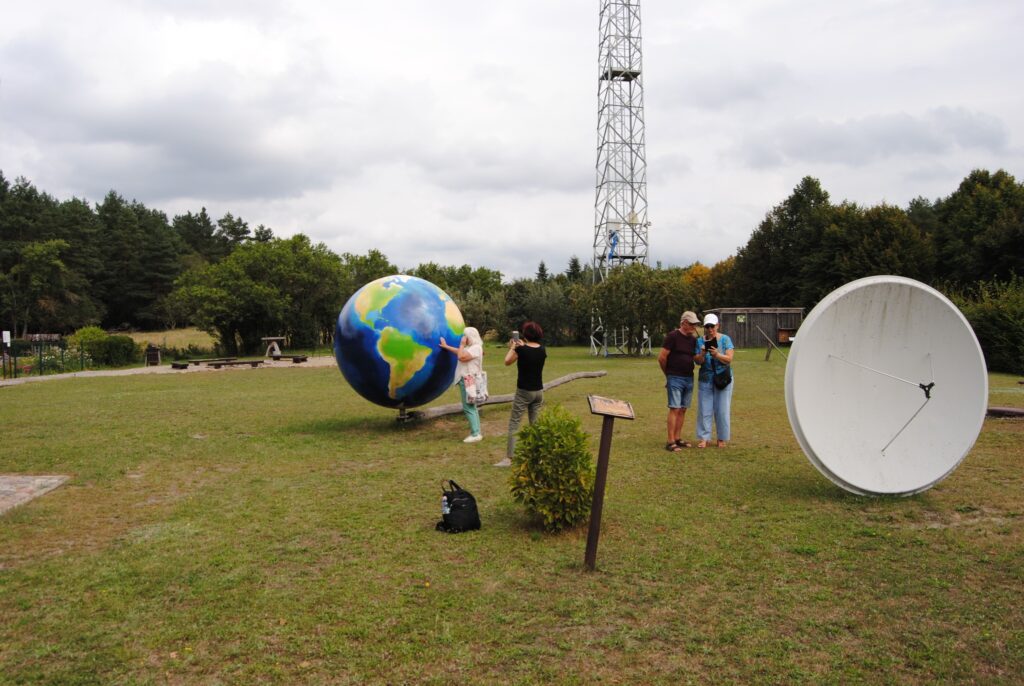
left=334, top=275, right=465, bottom=409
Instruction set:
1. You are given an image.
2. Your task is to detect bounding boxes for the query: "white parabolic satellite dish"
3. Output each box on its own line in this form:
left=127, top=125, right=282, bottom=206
left=785, top=276, right=988, bottom=496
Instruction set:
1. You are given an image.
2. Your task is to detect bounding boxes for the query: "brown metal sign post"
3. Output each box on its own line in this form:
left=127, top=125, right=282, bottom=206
left=584, top=395, right=635, bottom=571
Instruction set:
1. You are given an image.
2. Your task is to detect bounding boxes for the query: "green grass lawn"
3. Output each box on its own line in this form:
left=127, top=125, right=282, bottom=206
left=1, top=348, right=1022, bottom=684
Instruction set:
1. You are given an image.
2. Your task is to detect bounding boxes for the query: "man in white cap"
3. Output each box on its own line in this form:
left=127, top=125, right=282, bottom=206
left=658, top=311, right=703, bottom=452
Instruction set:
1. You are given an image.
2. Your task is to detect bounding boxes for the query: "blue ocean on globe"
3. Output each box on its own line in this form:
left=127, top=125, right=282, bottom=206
left=334, top=275, right=466, bottom=409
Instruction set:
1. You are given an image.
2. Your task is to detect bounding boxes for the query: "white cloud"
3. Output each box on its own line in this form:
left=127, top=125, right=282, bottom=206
left=2, top=0, right=1022, bottom=279
left=733, top=108, right=1010, bottom=169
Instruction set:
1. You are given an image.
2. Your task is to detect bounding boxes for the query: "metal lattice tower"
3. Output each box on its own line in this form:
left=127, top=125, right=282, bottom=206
left=591, top=0, right=651, bottom=355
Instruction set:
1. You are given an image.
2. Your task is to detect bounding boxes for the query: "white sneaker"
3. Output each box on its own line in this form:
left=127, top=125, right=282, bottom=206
left=463, top=434, right=483, bottom=443
left=493, top=458, right=511, bottom=467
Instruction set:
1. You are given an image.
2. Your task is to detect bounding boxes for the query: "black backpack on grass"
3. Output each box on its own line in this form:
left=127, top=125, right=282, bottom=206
left=436, top=480, right=481, bottom=533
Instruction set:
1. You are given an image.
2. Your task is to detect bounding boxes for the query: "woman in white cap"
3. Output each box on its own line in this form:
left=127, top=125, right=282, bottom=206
left=696, top=313, right=734, bottom=448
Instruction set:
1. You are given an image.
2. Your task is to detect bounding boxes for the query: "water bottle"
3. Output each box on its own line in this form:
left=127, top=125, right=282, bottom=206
left=441, top=495, right=450, bottom=516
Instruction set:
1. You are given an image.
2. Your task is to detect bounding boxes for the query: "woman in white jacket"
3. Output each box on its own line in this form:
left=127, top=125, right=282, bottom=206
left=440, top=326, right=484, bottom=443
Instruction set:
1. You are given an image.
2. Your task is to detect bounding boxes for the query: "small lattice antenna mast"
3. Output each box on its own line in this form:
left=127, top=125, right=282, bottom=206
left=591, top=0, right=650, bottom=355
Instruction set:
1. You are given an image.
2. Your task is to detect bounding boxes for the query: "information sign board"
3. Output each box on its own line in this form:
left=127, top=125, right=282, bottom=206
left=587, top=395, right=635, bottom=420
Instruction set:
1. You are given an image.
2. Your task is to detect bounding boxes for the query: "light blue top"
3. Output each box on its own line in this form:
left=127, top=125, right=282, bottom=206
left=698, top=333, right=734, bottom=383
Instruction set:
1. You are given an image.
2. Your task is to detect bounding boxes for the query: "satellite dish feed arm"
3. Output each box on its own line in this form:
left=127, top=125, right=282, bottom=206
left=827, top=356, right=936, bottom=453
left=828, top=354, right=935, bottom=400
left=882, top=395, right=931, bottom=455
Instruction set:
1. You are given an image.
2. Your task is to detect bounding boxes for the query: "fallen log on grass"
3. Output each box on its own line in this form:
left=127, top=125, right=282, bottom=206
left=407, top=370, right=608, bottom=421
left=987, top=406, right=1024, bottom=418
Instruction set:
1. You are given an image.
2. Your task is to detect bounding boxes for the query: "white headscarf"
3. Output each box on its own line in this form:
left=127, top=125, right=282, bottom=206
left=463, top=326, right=483, bottom=347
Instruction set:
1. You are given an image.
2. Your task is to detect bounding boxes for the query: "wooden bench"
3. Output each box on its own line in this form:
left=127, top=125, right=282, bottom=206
left=170, top=362, right=190, bottom=370
left=188, top=357, right=237, bottom=366
left=209, top=360, right=263, bottom=369
left=271, top=354, right=308, bottom=363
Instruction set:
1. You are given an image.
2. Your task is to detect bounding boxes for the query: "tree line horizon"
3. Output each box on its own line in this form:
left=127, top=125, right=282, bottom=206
left=1, top=168, right=1021, bottom=364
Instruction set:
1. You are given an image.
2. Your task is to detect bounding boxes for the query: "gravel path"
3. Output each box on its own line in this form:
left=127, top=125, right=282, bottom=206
left=0, top=355, right=337, bottom=388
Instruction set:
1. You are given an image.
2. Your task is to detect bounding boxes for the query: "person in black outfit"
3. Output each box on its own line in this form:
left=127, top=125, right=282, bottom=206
left=496, top=321, right=546, bottom=467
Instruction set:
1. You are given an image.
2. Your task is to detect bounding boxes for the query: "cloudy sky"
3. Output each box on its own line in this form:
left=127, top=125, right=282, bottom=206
left=2, top=1, right=1021, bottom=279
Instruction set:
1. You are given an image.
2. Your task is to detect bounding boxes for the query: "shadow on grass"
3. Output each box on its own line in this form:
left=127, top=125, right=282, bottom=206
left=741, top=466, right=936, bottom=513
left=726, top=459, right=868, bottom=504
left=282, top=415, right=403, bottom=436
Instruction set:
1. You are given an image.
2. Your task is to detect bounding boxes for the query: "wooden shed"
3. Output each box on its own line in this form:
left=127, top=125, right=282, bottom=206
left=703, top=308, right=805, bottom=349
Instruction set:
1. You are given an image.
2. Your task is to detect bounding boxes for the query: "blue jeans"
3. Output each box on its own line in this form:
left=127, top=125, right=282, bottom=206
left=697, top=378, right=733, bottom=442
left=458, top=378, right=481, bottom=437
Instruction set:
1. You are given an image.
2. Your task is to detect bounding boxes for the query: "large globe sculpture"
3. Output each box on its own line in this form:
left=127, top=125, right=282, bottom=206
left=334, top=275, right=465, bottom=409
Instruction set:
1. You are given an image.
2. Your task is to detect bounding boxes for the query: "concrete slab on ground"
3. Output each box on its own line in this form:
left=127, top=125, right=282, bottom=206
left=0, top=475, right=69, bottom=515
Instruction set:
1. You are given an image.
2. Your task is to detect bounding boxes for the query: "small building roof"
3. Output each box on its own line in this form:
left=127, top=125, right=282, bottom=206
left=706, top=307, right=805, bottom=314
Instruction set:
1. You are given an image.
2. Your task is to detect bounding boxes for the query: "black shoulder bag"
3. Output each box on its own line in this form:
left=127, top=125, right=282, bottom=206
left=436, top=480, right=481, bottom=533
left=711, top=356, right=732, bottom=390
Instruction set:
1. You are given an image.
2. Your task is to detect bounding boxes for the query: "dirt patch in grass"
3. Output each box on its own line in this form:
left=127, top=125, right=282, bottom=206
left=899, top=506, right=1020, bottom=530
left=0, top=464, right=237, bottom=570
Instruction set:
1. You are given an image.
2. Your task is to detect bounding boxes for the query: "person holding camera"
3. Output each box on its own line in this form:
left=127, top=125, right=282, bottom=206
left=696, top=313, right=735, bottom=448
left=496, top=321, right=546, bottom=467
left=439, top=326, right=484, bottom=443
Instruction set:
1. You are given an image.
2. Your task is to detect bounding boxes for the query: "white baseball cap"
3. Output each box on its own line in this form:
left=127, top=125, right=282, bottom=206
left=703, top=313, right=719, bottom=326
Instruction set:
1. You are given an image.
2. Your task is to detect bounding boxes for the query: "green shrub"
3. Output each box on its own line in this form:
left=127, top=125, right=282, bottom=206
left=67, top=326, right=109, bottom=359
left=509, top=405, right=595, bottom=532
left=951, top=276, right=1024, bottom=374
left=65, top=328, right=141, bottom=366
left=96, top=335, right=141, bottom=366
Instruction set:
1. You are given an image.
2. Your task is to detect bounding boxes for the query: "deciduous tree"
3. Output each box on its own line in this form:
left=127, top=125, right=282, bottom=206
left=933, top=169, right=1024, bottom=286
left=591, top=264, right=695, bottom=354
left=171, top=235, right=345, bottom=354
left=731, top=176, right=831, bottom=306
